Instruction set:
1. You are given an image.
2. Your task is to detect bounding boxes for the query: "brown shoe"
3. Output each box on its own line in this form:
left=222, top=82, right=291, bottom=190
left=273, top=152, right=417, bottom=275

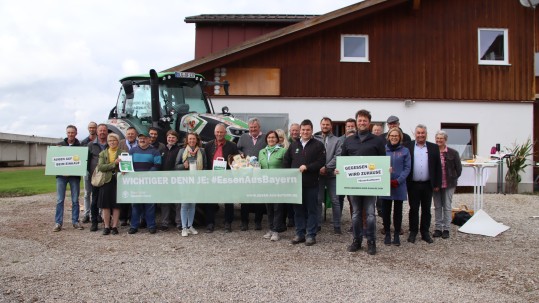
left=290, top=236, right=306, bottom=245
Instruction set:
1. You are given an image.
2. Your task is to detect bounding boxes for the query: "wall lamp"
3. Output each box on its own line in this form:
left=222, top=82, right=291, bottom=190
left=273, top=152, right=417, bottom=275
left=404, top=99, right=415, bottom=107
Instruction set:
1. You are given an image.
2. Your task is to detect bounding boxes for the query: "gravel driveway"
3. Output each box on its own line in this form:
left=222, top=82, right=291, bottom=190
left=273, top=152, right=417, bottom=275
left=0, top=193, right=537, bottom=302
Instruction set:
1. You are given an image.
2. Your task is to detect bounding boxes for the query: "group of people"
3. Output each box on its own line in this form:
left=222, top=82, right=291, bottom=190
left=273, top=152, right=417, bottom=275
left=53, top=109, right=463, bottom=255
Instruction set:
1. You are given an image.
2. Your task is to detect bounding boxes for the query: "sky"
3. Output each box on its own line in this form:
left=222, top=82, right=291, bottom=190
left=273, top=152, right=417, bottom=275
left=0, top=0, right=360, bottom=140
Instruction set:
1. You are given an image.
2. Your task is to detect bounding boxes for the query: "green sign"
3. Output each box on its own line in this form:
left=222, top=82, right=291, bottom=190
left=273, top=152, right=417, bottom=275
left=336, top=156, right=390, bottom=196
left=117, top=168, right=302, bottom=204
left=45, top=146, right=88, bottom=176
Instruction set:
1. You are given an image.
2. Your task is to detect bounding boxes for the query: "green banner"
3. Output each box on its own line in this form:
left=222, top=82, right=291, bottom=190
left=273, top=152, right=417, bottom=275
left=117, top=169, right=302, bottom=204
left=336, top=156, right=390, bottom=196
left=45, top=146, right=88, bottom=176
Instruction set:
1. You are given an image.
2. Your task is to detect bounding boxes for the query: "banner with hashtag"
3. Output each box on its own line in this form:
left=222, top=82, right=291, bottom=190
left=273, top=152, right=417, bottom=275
left=116, top=168, right=302, bottom=204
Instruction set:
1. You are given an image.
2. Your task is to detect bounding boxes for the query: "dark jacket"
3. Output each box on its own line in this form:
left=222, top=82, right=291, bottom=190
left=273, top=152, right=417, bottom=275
left=87, top=140, right=108, bottom=174
left=204, top=140, right=239, bottom=170
left=405, top=140, right=442, bottom=189
left=340, top=132, right=386, bottom=157
left=162, top=144, right=181, bottom=171
left=441, top=147, right=462, bottom=188
left=283, top=138, right=326, bottom=188
left=237, top=133, right=267, bottom=157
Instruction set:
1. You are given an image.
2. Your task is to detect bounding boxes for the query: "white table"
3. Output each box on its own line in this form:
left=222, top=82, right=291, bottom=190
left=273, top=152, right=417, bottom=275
left=461, top=161, right=498, bottom=211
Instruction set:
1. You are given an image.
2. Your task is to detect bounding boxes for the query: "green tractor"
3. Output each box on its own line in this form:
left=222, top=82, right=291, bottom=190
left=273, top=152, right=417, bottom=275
left=106, top=69, right=248, bottom=143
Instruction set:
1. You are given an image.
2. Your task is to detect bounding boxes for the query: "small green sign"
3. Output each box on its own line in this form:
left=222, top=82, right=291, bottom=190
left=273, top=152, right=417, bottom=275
left=336, top=156, right=390, bottom=196
left=45, top=146, right=88, bottom=176
left=117, top=168, right=302, bottom=204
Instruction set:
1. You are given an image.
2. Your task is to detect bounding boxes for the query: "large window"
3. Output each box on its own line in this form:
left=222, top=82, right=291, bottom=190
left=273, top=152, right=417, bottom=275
left=440, top=124, right=477, bottom=160
left=478, top=28, right=509, bottom=65
left=341, top=35, right=369, bottom=62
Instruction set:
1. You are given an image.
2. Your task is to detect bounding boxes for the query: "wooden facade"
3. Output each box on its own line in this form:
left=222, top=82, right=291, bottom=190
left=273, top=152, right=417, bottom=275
left=170, top=0, right=536, bottom=102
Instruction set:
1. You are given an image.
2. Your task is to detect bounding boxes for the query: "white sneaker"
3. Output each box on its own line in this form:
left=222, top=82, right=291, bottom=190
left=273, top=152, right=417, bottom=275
left=263, top=231, right=272, bottom=239
left=270, top=232, right=280, bottom=241
left=188, top=226, right=198, bottom=235
left=181, top=229, right=188, bottom=237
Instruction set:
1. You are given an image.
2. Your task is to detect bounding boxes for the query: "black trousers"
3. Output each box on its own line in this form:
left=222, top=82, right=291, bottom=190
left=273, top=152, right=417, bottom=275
left=90, top=186, right=100, bottom=223
left=381, top=199, right=403, bottom=233
left=266, top=203, right=284, bottom=232
left=205, top=203, right=234, bottom=226
left=240, top=204, right=264, bottom=224
left=407, top=181, right=433, bottom=235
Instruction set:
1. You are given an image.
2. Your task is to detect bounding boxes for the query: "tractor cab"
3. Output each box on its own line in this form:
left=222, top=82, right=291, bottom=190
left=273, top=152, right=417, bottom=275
left=107, top=70, right=248, bottom=144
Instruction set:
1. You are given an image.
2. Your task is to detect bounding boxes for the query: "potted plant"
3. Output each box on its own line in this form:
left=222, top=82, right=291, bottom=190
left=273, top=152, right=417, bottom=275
left=504, top=138, right=535, bottom=194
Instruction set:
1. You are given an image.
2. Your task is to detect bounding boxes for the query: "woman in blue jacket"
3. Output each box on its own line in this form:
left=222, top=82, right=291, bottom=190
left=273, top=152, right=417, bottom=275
left=259, top=130, right=287, bottom=241
left=380, top=128, right=411, bottom=246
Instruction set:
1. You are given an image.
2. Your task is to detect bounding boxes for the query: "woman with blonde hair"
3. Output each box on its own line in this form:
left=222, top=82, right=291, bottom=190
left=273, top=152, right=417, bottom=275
left=97, top=133, right=125, bottom=235
left=275, top=129, right=289, bottom=149
left=379, top=128, right=411, bottom=246
left=175, top=132, right=207, bottom=237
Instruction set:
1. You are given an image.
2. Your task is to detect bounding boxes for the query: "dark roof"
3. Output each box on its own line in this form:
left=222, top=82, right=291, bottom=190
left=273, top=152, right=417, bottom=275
left=185, top=14, right=318, bottom=24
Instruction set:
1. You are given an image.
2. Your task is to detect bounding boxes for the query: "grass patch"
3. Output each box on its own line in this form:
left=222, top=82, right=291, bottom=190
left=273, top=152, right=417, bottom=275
left=0, top=169, right=59, bottom=197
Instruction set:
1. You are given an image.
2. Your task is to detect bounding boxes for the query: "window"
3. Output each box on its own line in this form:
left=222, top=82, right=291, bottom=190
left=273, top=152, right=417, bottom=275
left=341, top=35, right=369, bottom=62
left=535, top=52, right=539, bottom=76
left=440, top=123, right=477, bottom=160
left=478, top=28, right=509, bottom=65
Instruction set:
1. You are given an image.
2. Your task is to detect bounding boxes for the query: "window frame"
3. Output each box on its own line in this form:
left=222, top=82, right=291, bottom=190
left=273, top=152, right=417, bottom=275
left=478, top=28, right=509, bottom=66
left=440, top=123, right=477, bottom=160
left=340, top=34, right=370, bottom=63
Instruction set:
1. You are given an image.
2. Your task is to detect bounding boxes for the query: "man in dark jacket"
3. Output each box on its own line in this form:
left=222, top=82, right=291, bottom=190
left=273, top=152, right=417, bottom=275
left=87, top=124, right=108, bottom=231
left=405, top=124, right=442, bottom=244
left=340, top=110, right=386, bottom=255
left=204, top=123, right=239, bottom=233
left=284, top=119, right=326, bottom=246
left=382, top=115, right=412, bottom=145
left=53, top=125, right=85, bottom=232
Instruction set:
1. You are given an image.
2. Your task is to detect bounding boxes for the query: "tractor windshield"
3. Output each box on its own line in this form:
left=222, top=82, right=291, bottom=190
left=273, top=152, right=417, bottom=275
left=116, top=82, right=209, bottom=122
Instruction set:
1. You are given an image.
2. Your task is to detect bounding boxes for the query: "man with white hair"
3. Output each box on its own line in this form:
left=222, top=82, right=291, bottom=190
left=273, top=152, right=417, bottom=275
left=404, top=124, right=442, bottom=244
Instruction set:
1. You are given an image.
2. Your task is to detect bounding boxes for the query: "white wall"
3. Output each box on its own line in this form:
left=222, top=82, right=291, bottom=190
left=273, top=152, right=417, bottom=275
left=214, top=98, right=535, bottom=192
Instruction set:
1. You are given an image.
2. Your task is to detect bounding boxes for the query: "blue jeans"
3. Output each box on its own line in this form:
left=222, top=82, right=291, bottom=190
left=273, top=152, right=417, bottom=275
left=351, top=196, right=376, bottom=242
left=318, top=176, right=341, bottom=228
left=55, top=176, right=81, bottom=225
left=294, top=186, right=318, bottom=239
left=181, top=203, right=196, bottom=229
left=130, top=204, right=156, bottom=229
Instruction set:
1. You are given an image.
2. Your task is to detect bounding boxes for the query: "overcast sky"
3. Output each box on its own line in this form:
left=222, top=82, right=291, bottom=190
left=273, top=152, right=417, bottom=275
left=0, top=0, right=360, bottom=139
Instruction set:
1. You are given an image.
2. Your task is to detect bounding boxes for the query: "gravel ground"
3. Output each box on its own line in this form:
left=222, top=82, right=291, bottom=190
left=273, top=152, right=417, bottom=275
left=0, top=193, right=538, bottom=302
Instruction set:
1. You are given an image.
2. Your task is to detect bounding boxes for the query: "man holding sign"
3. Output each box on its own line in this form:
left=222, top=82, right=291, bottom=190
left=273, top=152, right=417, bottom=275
left=339, top=110, right=386, bottom=255
left=53, top=125, right=85, bottom=232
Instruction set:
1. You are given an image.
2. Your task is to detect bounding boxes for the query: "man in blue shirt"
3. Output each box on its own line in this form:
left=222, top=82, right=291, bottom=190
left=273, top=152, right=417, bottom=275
left=127, top=132, right=162, bottom=234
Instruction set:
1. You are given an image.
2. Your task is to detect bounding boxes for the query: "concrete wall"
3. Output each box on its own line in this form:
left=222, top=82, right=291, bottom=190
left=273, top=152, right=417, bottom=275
left=214, top=98, right=535, bottom=193
left=0, top=133, right=60, bottom=166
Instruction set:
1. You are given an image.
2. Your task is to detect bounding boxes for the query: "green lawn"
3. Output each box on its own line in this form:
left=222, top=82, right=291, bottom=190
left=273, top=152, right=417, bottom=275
left=0, top=169, right=60, bottom=197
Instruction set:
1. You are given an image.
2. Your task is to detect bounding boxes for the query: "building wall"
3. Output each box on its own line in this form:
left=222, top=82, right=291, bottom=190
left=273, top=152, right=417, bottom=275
left=213, top=97, right=535, bottom=192
left=0, top=133, right=59, bottom=166
left=195, top=24, right=289, bottom=59
left=208, top=0, right=535, bottom=101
